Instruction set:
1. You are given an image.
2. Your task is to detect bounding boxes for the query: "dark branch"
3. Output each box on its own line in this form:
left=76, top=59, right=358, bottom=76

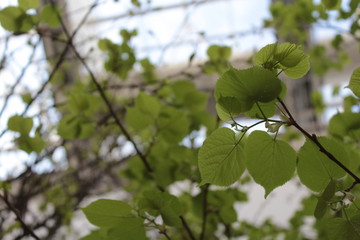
left=0, top=192, right=40, bottom=240
left=277, top=98, right=360, bottom=191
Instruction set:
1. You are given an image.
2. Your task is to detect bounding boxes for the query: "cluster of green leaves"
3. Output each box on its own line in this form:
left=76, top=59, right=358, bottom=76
left=7, top=115, right=44, bottom=153
left=200, top=42, right=308, bottom=193
left=196, top=38, right=360, bottom=239
left=3, top=0, right=360, bottom=239
left=57, top=84, right=101, bottom=140
left=0, top=0, right=60, bottom=34
left=98, top=30, right=138, bottom=79
left=202, top=45, right=232, bottom=75
left=310, top=39, right=350, bottom=77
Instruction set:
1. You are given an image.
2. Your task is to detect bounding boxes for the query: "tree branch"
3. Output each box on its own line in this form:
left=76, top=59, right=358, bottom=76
left=277, top=98, right=360, bottom=191
left=0, top=192, right=40, bottom=240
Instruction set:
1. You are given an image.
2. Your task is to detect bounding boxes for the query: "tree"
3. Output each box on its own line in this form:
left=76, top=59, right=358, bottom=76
left=0, top=0, right=360, bottom=239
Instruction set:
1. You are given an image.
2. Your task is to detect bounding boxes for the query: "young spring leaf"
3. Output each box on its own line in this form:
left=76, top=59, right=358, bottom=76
left=297, top=137, right=349, bottom=192
left=215, top=66, right=282, bottom=114
left=326, top=214, right=360, bottom=240
left=346, top=67, right=360, bottom=98
left=106, top=218, right=146, bottom=240
left=314, top=179, right=336, bottom=219
left=254, top=42, right=278, bottom=67
left=39, top=5, right=61, bottom=28
left=0, top=7, right=27, bottom=32
left=198, top=128, right=245, bottom=186
left=275, top=43, right=303, bottom=68
left=274, top=43, right=310, bottom=78
left=138, top=190, right=183, bottom=227
left=157, top=107, right=189, bottom=143
left=18, top=0, right=39, bottom=10
left=135, top=92, right=161, bottom=117
left=17, top=135, right=45, bottom=154
left=8, top=115, right=33, bottom=135
left=216, top=96, right=242, bottom=121
left=244, top=131, right=296, bottom=197
left=125, top=106, right=154, bottom=130
left=82, top=199, right=133, bottom=227
left=328, top=112, right=360, bottom=141
left=322, top=0, right=339, bottom=10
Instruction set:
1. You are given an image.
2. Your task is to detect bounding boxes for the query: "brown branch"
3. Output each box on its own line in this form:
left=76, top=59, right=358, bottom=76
left=0, top=192, right=40, bottom=240
left=277, top=98, right=360, bottom=191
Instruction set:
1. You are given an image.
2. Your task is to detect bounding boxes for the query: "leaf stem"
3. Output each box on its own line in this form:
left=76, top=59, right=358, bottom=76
left=255, top=102, right=267, bottom=120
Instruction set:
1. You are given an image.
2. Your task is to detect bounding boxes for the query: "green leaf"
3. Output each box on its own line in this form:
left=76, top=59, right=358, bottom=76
left=343, top=96, right=358, bottom=112
left=314, top=198, right=327, bottom=219
left=216, top=97, right=242, bottom=121
left=207, top=45, right=231, bottom=61
left=326, top=214, right=360, bottom=240
left=57, top=115, right=94, bottom=140
left=21, top=93, right=32, bottom=105
left=282, top=54, right=310, bottom=79
left=198, top=128, right=245, bottom=186
left=219, top=205, right=237, bottom=224
left=82, top=199, right=133, bottom=227
left=297, top=137, right=349, bottom=192
left=311, top=90, right=326, bottom=113
left=18, top=0, right=39, bottom=10
left=131, top=0, right=141, bottom=7
left=314, top=180, right=336, bottom=219
left=322, top=0, right=339, bottom=10
left=245, top=101, right=276, bottom=119
left=215, top=66, right=282, bottom=113
left=157, top=107, right=189, bottom=143
left=126, top=107, right=153, bottom=131
left=17, top=135, right=45, bottom=154
left=245, top=81, right=286, bottom=119
left=328, top=112, right=360, bottom=141
left=321, top=179, right=336, bottom=201
left=138, top=190, right=183, bottom=227
left=346, top=67, right=360, bottom=98
left=135, top=92, right=160, bottom=117
left=254, top=42, right=277, bottom=67
left=275, top=43, right=304, bottom=68
left=0, top=6, right=33, bottom=32
left=8, top=115, right=33, bottom=135
left=80, top=230, right=104, bottom=240
left=106, top=218, right=146, bottom=240
left=68, top=93, right=99, bottom=115
left=39, top=5, right=61, bottom=28
left=245, top=131, right=296, bottom=197
left=274, top=43, right=310, bottom=79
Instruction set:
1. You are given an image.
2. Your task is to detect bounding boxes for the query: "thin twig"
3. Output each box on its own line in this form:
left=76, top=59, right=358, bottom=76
left=277, top=98, right=360, bottom=191
left=180, top=216, right=196, bottom=240
left=54, top=2, right=198, bottom=238
left=51, top=0, right=153, bottom=171
left=0, top=39, right=41, bottom=119
left=0, top=0, right=96, bottom=139
left=0, top=193, right=40, bottom=240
